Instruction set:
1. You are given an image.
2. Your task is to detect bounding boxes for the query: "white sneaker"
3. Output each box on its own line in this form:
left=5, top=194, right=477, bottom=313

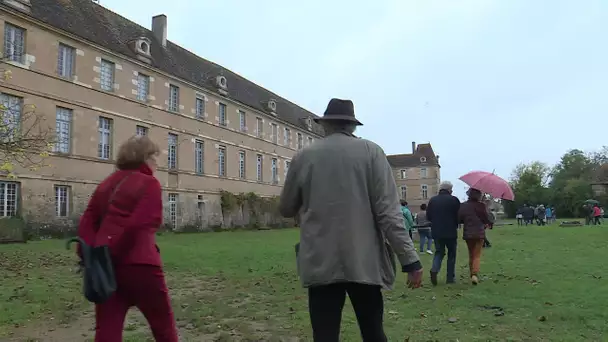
left=426, top=250, right=434, bottom=255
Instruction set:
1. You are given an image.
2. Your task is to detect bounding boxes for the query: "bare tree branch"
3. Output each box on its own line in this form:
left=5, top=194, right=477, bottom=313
left=0, top=59, right=55, bottom=176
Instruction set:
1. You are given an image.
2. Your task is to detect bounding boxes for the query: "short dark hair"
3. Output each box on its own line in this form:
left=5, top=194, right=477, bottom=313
left=400, top=200, right=408, bottom=206
left=420, top=203, right=427, bottom=210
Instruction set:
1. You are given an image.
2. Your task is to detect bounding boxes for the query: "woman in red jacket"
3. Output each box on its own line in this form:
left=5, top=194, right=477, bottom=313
left=78, top=136, right=178, bottom=342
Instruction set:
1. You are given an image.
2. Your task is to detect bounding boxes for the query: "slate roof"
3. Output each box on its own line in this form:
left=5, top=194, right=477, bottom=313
left=17, top=0, right=323, bottom=135
left=387, top=143, right=440, bottom=168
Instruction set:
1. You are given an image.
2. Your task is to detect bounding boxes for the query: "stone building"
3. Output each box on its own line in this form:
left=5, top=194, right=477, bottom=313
left=387, top=142, right=441, bottom=214
left=0, top=0, right=323, bottom=230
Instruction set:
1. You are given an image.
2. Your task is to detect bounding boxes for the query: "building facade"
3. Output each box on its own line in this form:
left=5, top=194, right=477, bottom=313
left=0, top=0, right=323, bottom=230
left=387, top=142, right=441, bottom=214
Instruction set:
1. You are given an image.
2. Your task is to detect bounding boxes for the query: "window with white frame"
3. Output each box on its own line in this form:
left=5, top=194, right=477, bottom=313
left=284, top=160, right=290, bottom=177
left=420, top=167, right=428, bottom=179
left=97, top=117, right=112, bottom=160
left=297, top=133, right=303, bottom=149
left=238, top=110, right=246, bottom=132
left=400, top=169, right=407, bottom=179
left=168, top=193, right=178, bottom=228
left=307, top=136, right=313, bottom=146
left=100, top=59, right=115, bottom=91
left=218, top=145, right=226, bottom=176
left=57, top=43, right=75, bottom=78
left=256, top=117, right=263, bottom=137
left=271, top=123, right=278, bottom=144
left=0, top=93, right=22, bottom=142
left=4, top=23, right=25, bottom=63
left=167, top=133, right=178, bottom=170
left=194, top=140, right=204, bottom=174
left=195, top=96, right=205, bottom=119
left=238, top=150, right=246, bottom=179
left=135, top=125, right=148, bottom=137
left=256, top=154, right=263, bottom=181
left=421, top=184, right=428, bottom=199
left=284, top=128, right=291, bottom=146
left=137, top=73, right=150, bottom=102
left=169, top=85, right=179, bottom=112
left=400, top=186, right=407, bottom=200
left=54, top=185, right=70, bottom=217
left=271, top=158, right=278, bottom=184
left=219, top=103, right=227, bottom=126
left=0, top=181, right=18, bottom=217
left=54, top=107, right=72, bottom=154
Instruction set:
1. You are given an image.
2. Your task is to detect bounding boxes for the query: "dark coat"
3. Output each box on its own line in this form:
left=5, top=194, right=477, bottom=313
left=459, top=200, right=492, bottom=240
left=426, top=190, right=461, bottom=239
left=522, top=206, right=534, bottom=219
left=78, top=163, right=163, bottom=267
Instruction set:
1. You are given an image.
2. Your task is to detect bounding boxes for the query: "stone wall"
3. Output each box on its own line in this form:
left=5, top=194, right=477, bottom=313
left=6, top=178, right=291, bottom=239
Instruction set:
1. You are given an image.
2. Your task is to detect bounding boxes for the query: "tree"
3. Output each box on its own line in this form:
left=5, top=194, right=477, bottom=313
left=549, top=149, right=596, bottom=217
left=504, top=161, right=551, bottom=217
left=0, top=65, right=54, bottom=178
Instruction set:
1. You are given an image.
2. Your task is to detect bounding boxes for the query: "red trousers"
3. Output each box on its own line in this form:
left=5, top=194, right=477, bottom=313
left=94, top=265, right=178, bottom=342
left=465, top=239, right=484, bottom=276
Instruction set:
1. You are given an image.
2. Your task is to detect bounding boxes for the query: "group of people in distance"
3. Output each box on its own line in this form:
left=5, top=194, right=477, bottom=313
left=515, top=204, right=555, bottom=226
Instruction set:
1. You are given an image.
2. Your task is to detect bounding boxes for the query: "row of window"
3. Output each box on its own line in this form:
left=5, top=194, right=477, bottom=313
left=0, top=181, right=198, bottom=230
left=3, top=22, right=316, bottom=149
left=399, top=185, right=429, bottom=201
left=115, top=118, right=289, bottom=183
left=399, top=168, right=429, bottom=179
left=0, top=91, right=293, bottom=181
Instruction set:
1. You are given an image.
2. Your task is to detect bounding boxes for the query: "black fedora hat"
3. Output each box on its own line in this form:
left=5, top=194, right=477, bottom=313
left=313, top=98, right=363, bottom=126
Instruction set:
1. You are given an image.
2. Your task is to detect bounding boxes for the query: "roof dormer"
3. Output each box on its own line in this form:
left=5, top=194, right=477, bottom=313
left=129, top=37, right=152, bottom=64
left=266, top=99, right=277, bottom=116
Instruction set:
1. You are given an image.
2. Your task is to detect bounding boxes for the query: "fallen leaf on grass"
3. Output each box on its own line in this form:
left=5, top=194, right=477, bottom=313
left=538, top=316, right=547, bottom=322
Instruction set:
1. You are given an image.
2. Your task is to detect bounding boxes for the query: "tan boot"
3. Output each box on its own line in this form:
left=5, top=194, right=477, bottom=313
left=471, top=275, right=479, bottom=285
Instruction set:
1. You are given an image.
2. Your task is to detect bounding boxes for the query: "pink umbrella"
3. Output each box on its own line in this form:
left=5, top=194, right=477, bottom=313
left=459, top=171, right=515, bottom=201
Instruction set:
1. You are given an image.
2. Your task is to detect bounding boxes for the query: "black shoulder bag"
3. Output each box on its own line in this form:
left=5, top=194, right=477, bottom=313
left=66, top=173, right=133, bottom=304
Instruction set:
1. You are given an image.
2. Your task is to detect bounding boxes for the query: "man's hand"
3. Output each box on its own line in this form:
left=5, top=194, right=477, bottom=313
left=407, top=268, right=423, bottom=289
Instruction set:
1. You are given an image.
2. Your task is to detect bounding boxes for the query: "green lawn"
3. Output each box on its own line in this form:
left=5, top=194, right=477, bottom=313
left=1, top=222, right=607, bottom=341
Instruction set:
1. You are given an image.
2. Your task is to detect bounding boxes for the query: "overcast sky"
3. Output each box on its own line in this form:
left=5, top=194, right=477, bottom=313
left=100, top=0, right=607, bottom=199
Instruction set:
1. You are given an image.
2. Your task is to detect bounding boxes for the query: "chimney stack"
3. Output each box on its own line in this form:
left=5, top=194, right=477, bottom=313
left=411, top=141, right=416, bottom=154
left=152, top=14, right=167, bottom=47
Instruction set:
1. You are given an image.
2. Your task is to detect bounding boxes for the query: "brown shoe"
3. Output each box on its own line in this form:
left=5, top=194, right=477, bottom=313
left=430, top=271, right=438, bottom=286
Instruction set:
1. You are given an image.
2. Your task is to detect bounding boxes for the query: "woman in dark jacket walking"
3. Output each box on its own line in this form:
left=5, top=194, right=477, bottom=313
left=458, top=188, right=492, bottom=285
left=77, top=136, right=178, bottom=342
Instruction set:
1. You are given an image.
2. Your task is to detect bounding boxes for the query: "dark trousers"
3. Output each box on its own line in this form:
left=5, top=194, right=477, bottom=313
left=431, top=238, right=457, bottom=281
left=95, top=265, right=178, bottom=342
left=308, top=282, right=387, bottom=342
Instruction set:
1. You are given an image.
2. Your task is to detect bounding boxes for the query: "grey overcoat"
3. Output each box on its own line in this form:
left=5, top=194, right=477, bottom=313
left=279, top=132, right=420, bottom=290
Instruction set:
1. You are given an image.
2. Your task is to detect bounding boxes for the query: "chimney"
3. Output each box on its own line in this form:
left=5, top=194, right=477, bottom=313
left=411, top=141, right=416, bottom=154
left=152, top=15, right=167, bottom=47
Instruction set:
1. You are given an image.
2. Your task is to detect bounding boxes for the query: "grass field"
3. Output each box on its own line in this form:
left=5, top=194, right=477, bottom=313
left=1, top=221, right=607, bottom=341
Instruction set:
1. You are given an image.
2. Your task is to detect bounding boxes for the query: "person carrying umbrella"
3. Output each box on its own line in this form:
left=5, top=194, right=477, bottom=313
left=458, top=188, right=493, bottom=285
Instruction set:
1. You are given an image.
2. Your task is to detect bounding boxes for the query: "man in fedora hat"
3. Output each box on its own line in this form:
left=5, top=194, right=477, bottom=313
left=280, top=98, right=422, bottom=342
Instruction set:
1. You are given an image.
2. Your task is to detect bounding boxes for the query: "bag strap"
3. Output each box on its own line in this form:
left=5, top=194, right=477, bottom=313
left=95, top=172, right=135, bottom=232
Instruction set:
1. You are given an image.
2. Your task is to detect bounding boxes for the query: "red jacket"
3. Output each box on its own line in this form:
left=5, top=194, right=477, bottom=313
left=78, top=163, right=163, bottom=267
left=593, top=206, right=602, bottom=217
